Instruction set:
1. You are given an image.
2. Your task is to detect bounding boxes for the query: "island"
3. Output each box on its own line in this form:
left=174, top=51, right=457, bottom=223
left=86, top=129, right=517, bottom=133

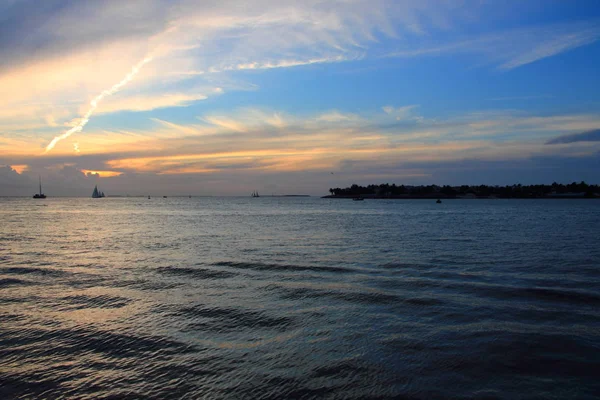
left=323, top=182, right=600, bottom=199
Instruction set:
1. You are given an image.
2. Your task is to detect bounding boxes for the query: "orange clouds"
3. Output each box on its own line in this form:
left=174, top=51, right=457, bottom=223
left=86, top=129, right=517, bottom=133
left=3, top=106, right=600, bottom=181
left=81, top=170, right=124, bottom=178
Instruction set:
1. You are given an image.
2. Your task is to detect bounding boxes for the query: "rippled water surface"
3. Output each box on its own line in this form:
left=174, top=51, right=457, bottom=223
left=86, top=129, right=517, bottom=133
left=1, top=197, right=600, bottom=399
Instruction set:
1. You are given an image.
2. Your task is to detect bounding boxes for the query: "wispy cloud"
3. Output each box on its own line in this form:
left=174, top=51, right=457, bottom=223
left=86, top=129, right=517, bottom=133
left=316, top=111, right=361, bottom=123
left=201, top=116, right=249, bottom=133
left=386, top=22, right=600, bottom=70
left=97, top=93, right=209, bottom=114
left=1, top=0, right=417, bottom=138
left=222, top=55, right=352, bottom=72
left=546, top=129, right=600, bottom=145
left=1, top=1, right=596, bottom=144
left=382, top=105, right=422, bottom=121
left=499, top=25, right=599, bottom=70
left=488, top=95, right=554, bottom=101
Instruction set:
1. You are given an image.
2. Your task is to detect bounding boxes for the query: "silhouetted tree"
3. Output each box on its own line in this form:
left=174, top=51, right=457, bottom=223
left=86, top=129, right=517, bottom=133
left=327, top=182, right=599, bottom=198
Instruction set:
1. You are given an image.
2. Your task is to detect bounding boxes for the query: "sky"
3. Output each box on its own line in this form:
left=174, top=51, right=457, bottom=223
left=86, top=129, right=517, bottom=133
left=1, top=0, right=600, bottom=196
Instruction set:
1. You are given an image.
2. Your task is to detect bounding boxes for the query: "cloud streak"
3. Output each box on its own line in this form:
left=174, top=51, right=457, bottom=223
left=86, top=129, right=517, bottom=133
left=386, top=22, right=600, bottom=70
left=498, top=25, right=600, bottom=70
left=546, top=129, right=600, bottom=145
left=44, top=56, right=153, bottom=153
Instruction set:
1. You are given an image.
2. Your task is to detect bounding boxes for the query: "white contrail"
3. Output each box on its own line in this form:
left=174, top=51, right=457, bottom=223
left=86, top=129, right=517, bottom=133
left=44, top=56, right=153, bottom=153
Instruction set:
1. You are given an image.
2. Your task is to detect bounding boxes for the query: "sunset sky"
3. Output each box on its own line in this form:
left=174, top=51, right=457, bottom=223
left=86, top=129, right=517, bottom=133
left=1, top=0, right=600, bottom=196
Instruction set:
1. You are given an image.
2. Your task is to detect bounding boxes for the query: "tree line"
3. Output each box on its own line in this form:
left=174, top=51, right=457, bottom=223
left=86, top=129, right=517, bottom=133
left=327, top=182, right=600, bottom=198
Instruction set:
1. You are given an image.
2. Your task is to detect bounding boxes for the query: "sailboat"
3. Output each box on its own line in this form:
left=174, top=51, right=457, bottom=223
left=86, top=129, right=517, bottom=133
left=33, top=176, right=46, bottom=199
left=251, top=190, right=260, bottom=197
left=92, top=185, right=105, bottom=198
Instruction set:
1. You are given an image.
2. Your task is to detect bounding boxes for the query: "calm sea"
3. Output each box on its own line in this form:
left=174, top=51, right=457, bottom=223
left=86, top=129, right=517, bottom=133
left=1, top=197, right=599, bottom=399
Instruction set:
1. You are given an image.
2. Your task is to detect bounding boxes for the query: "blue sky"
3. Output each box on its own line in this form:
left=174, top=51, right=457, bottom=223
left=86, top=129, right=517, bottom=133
left=0, top=0, right=599, bottom=195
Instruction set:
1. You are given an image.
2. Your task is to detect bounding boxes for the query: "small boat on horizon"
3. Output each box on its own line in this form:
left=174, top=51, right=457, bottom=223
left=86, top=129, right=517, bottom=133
left=436, top=199, right=442, bottom=204
left=251, top=190, right=260, bottom=198
left=352, top=197, right=364, bottom=201
left=33, top=176, right=46, bottom=199
left=92, top=185, right=105, bottom=198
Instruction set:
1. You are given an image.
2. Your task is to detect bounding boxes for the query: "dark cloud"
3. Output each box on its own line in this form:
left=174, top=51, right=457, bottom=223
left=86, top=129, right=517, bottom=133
left=337, top=153, right=600, bottom=186
left=0, top=164, right=32, bottom=191
left=429, top=155, right=600, bottom=185
left=546, top=129, right=600, bottom=145
left=0, top=164, right=101, bottom=196
left=0, top=0, right=170, bottom=73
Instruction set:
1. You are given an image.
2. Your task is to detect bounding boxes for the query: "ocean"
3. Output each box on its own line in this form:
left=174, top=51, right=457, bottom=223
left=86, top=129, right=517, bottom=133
left=1, top=197, right=599, bottom=399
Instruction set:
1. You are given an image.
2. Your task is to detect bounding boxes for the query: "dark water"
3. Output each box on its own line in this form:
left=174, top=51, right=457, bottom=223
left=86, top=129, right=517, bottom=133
left=1, top=197, right=599, bottom=399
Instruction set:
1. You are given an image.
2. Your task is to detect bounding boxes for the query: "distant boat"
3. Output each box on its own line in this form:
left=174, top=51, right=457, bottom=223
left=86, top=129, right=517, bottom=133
left=436, top=199, right=442, bottom=203
left=92, top=185, right=105, bottom=198
left=163, top=196, right=167, bottom=198
left=352, top=197, right=364, bottom=201
left=251, top=191, right=260, bottom=197
left=33, top=176, right=46, bottom=199
left=148, top=196, right=151, bottom=199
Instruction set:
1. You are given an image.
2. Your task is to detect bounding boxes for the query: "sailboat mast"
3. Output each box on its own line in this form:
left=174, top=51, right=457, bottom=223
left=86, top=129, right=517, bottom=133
left=39, top=176, right=42, bottom=195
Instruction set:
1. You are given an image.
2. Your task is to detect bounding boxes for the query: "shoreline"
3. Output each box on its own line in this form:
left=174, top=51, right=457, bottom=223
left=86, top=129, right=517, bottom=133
left=321, top=195, right=600, bottom=200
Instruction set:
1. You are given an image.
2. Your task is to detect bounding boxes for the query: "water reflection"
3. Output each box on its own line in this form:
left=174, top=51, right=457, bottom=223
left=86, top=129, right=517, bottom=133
left=1, top=197, right=599, bottom=398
